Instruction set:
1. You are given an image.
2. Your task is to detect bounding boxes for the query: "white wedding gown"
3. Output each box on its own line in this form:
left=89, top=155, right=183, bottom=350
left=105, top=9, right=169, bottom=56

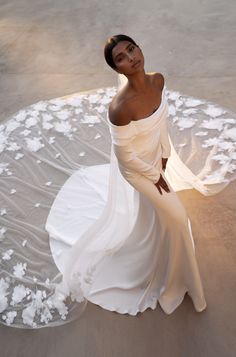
left=0, top=73, right=235, bottom=328
left=47, top=82, right=207, bottom=315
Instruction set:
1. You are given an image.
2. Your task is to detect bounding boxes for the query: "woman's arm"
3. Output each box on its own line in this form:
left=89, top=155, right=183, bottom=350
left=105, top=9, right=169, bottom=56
left=113, top=141, right=161, bottom=184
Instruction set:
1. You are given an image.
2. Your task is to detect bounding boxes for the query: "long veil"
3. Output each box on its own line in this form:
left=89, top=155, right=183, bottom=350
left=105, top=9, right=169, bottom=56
left=0, top=73, right=235, bottom=328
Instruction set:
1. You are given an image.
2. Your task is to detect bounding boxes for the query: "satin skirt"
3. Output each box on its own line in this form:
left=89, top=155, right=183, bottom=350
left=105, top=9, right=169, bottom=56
left=85, top=167, right=207, bottom=315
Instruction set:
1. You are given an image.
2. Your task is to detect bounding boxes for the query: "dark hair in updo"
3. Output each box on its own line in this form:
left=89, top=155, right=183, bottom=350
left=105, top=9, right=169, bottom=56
left=104, top=34, right=139, bottom=70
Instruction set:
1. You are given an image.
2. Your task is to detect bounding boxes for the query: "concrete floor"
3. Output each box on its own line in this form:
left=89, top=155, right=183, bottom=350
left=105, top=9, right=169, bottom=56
left=0, top=0, right=236, bottom=356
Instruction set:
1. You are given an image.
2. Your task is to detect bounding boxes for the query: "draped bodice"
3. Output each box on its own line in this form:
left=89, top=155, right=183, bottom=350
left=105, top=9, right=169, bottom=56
left=107, top=85, right=168, bottom=143
left=106, top=86, right=170, bottom=183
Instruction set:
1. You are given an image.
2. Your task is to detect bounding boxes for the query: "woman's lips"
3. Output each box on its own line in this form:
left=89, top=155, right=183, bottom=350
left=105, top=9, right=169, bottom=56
left=132, top=60, right=141, bottom=68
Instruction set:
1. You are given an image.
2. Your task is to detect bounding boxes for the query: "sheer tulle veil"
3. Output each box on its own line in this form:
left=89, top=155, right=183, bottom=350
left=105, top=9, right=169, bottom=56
left=117, top=73, right=128, bottom=90
left=0, top=71, right=235, bottom=328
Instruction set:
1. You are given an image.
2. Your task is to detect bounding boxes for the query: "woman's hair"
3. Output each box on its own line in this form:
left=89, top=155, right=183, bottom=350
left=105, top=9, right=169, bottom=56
left=104, top=34, right=139, bottom=70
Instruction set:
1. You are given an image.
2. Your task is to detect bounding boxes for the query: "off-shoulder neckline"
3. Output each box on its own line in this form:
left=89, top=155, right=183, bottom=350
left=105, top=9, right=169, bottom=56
left=107, top=85, right=166, bottom=128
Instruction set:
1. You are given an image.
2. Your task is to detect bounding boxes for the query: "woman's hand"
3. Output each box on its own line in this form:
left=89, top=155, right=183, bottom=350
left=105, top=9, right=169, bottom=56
left=155, top=174, right=170, bottom=195
left=162, top=158, right=168, bottom=171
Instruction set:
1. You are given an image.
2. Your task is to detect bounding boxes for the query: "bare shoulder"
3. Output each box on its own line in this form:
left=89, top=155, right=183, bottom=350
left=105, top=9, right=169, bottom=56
left=108, top=97, right=132, bottom=126
left=150, top=72, right=165, bottom=91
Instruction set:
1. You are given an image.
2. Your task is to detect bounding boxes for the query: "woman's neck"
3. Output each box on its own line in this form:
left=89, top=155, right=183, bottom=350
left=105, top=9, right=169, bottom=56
left=125, top=70, right=150, bottom=93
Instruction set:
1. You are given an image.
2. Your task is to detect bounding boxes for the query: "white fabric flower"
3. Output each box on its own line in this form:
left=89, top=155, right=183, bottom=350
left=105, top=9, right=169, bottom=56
left=0, top=297, right=8, bottom=315
left=42, top=113, right=53, bottom=121
left=95, top=105, right=106, bottom=113
left=6, top=142, right=21, bottom=151
left=0, top=208, right=7, bottom=216
left=75, top=108, right=83, bottom=115
left=88, top=94, right=100, bottom=104
left=25, top=117, right=38, bottom=128
left=14, top=110, right=27, bottom=122
left=49, top=105, right=62, bottom=112
left=66, top=97, right=83, bottom=107
left=33, top=102, right=48, bottom=111
left=22, top=303, right=36, bottom=327
left=168, top=105, right=176, bottom=116
left=5, top=120, right=21, bottom=133
left=0, top=132, right=8, bottom=153
left=56, top=110, right=71, bottom=120
left=195, top=131, right=209, bottom=136
left=177, top=118, right=196, bottom=130
left=175, top=99, right=183, bottom=108
left=185, top=98, right=205, bottom=107
left=212, top=154, right=230, bottom=164
left=22, top=239, right=27, bottom=247
left=25, top=137, right=44, bottom=152
left=100, top=95, right=112, bottom=105
left=105, top=87, right=116, bottom=97
left=183, top=108, right=198, bottom=115
left=2, top=249, right=14, bottom=261
left=0, top=278, right=10, bottom=313
left=202, top=137, right=221, bottom=148
left=0, top=163, right=9, bottom=175
left=228, top=164, right=236, bottom=173
left=203, top=105, right=225, bottom=117
left=54, top=122, right=72, bottom=134
left=4, top=311, right=17, bottom=325
left=13, top=262, right=27, bottom=278
left=47, top=292, right=68, bottom=319
left=49, top=98, right=66, bottom=106
left=15, top=153, right=24, bottom=160
left=202, top=170, right=228, bottom=184
left=20, top=129, right=31, bottom=136
left=40, top=306, right=53, bottom=324
left=48, top=137, right=55, bottom=144
left=218, top=141, right=234, bottom=151
left=80, top=115, right=100, bottom=124
left=45, top=278, right=50, bottom=285
left=201, top=119, right=225, bottom=131
left=0, top=227, right=7, bottom=241
left=223, top=128, right=236, bottom=141
left=11, top=285, right=29, bottom=306
left=43, top=122, right=54, bottom=130
left=167, top=91, right=181, bottom=101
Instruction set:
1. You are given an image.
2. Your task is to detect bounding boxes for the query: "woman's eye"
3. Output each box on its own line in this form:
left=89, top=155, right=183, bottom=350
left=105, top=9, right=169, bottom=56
left=129, top=46, right=134, bottom=51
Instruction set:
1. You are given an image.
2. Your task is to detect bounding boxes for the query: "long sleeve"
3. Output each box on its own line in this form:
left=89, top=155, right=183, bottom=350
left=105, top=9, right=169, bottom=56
left=109, top=122, right=161, bottom=184
left=160, top=115, right=171, bottom=158
left=113, top=141, right=161, bottom=184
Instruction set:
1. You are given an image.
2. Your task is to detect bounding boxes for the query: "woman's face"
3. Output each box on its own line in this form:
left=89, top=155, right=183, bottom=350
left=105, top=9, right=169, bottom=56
left=111, top=40, right=144, bottom=74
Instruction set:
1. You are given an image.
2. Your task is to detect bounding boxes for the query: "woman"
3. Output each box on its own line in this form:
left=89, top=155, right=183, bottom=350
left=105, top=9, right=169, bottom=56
left=105, top=35, right=170, bottom=195
left=102, top=34, right=207, bottom=314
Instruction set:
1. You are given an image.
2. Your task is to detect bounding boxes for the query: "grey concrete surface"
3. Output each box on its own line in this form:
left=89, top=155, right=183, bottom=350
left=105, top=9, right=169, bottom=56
left=0, top=0, right=236, bottom=356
